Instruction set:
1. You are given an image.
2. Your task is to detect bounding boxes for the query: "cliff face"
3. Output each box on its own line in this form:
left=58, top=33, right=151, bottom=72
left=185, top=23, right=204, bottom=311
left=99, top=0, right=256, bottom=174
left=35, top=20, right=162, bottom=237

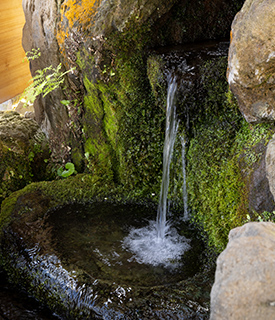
left=22, top=0, right=243, bottom=170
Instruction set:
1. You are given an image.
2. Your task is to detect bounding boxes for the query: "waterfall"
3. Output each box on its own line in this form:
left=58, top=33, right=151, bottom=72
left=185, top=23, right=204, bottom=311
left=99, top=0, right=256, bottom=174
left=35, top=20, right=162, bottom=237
left=156, top=76, right=179, bottom=239
left=181, top=134, right=189, bottom=221
left=122, top=74, right=191, bottom=268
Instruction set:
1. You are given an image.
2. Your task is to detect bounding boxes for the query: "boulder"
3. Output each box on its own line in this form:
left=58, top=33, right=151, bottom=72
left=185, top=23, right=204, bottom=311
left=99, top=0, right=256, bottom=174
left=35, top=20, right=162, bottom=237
left=210, top=222, right=275, bottom=320
left=227, top=0, right=275, bottom=123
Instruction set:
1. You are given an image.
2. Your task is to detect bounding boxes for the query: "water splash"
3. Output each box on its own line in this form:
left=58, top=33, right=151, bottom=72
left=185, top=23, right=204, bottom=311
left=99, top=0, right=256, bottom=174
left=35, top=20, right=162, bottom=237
left=122, top=221, right=190, bottom=268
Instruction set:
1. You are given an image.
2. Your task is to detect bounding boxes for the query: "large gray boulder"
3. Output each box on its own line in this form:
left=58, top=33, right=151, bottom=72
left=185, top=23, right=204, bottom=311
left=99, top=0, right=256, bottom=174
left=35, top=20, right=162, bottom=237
left=210, top=222, right=275, bottom=320
left=227, top=0, right=275, bottom=123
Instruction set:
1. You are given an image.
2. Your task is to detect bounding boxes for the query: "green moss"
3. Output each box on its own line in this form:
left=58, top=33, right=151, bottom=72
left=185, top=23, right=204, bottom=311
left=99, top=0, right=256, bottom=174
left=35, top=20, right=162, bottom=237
left=0, top=168, right=162, bottom=237
left=71, top=146, right=84, bottom=172
left=0, top=141, right=33, bottom=204
left=147, top=55, right=166, bottom=110
left=80, top=74, right=114, bottom=177
left=185, top=57, right=274, bottom=251
left=73, top=17, right=165, bottom=195
left=187, top=122, right=245, bottom=251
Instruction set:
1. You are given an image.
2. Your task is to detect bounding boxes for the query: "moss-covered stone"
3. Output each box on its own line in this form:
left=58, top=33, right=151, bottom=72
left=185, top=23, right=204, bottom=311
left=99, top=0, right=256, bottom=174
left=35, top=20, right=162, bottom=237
left=71, top=18, right=166, bottom=194
left=185, top=58, right=274, bottom=251
left=0, top=173, right=213, bottom=319
left=147, top=55, right=166, bottom=110
left=0, top=111, right=51, bottom=205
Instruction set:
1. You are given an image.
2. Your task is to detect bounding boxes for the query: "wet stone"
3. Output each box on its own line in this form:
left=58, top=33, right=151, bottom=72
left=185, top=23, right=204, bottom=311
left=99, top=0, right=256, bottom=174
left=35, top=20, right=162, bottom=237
left=0, top=201, right=213, bottom=319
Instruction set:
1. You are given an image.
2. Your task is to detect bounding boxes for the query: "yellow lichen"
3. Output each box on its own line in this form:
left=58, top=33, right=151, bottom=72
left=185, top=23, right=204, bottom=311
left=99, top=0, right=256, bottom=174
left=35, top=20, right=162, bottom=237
left=63, top=0, right=101, bottom=29
left=57, top=0, right=101, bottom=58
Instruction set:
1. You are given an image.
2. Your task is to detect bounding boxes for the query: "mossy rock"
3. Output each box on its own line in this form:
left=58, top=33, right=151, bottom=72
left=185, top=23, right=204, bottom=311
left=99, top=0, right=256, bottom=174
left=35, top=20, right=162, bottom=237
left=185, top=59, right=275, bottom=252
left=0, top=174, right=213, bottom=319
left=0, top=111, right=51, bottom=204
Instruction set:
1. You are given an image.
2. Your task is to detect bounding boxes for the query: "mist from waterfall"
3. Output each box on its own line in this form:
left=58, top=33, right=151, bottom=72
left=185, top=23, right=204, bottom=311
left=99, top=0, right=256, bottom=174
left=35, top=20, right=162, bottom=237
left=122, top=74, right=191, bottom=268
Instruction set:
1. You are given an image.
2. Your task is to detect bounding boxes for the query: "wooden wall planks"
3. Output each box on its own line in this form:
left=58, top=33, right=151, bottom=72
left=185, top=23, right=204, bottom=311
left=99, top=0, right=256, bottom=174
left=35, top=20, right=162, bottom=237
left=0, top=0, right=31, bottom=103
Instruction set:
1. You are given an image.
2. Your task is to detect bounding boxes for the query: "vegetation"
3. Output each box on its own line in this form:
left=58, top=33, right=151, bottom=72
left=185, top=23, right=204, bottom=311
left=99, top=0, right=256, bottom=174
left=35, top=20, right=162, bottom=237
left=57, top=162, right=77, bottom=178
left=186, top=57, right=274, bottom=251
left=22, top=49, right=75, bottom=107
left=75, top=18, right=165, bottom=195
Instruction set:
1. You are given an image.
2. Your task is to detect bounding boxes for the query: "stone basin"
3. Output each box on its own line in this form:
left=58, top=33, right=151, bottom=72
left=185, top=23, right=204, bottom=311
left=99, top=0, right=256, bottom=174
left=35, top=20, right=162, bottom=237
left=0, top=175, right=214, bottom=319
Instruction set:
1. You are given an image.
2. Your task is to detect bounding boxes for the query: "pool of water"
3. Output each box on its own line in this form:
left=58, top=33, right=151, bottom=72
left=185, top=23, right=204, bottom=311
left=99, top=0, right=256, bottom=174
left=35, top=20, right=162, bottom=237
left=0, top=201, right=213, bottom=319
left=47, top=202, right=204, bottom=288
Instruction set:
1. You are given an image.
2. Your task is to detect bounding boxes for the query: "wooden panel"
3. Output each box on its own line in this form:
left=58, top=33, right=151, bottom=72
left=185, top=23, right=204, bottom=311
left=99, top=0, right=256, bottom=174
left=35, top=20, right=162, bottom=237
left=0, top=0, right=31, bottom=103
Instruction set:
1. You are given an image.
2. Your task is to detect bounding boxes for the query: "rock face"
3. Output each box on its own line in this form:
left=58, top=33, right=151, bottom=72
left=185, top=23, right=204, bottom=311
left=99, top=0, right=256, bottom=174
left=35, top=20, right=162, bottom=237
left=227, top=0, right=275, bottom=123
left=210, top=222, right=275, bottom=320
left=266, top=133, right=275, bottom=201
left=240, top=138, right=275, bottom=214
left=22, top=0, right=70, bottom=159
left=22, top=0, right=244, bottom=169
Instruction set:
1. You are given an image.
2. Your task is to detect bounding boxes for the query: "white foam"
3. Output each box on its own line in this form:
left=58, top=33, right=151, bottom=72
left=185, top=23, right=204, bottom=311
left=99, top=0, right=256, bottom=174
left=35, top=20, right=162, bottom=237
left=122, top=221, right=191, bottom=268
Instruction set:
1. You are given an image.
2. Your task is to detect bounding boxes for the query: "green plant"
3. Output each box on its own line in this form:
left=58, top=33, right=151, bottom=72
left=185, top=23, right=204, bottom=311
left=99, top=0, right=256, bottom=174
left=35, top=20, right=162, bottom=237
left=57, top=162, right=77, bottom=178
left=23, top=48, right=41, bottom=61
left=23, top=49, right=75, bottom=106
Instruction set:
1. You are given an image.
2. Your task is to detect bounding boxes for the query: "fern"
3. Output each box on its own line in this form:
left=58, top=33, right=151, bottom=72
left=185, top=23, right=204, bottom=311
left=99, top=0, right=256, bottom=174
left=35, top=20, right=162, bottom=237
left=23, top=49, right=75, bottom=106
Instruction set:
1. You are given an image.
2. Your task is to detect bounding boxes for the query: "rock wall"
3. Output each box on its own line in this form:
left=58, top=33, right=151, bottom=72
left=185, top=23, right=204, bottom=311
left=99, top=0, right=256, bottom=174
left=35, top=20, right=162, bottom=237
left=22, top=0, right=244, bottom=169
left=22, top=0, right=71, bottom=162
left=227, top=0, right=275, bottom=212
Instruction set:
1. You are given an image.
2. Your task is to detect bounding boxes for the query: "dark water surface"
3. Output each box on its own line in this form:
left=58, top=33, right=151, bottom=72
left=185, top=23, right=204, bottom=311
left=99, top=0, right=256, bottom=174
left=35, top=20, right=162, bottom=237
left=47, top=202, right=203, bottom=287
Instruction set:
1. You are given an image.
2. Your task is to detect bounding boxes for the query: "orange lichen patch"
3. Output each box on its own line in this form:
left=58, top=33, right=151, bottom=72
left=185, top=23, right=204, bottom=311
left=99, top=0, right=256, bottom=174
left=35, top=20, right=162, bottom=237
left=63, top=0, right=101, bottom=29
left=57, top=0, right=101, bottom=59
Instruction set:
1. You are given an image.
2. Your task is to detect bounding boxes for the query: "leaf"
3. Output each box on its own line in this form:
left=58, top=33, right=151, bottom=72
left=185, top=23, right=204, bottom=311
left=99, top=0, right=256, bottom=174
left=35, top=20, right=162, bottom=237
left=60, top=162, right=76, bottom=178
left=57, top=167, right=64, bottom=177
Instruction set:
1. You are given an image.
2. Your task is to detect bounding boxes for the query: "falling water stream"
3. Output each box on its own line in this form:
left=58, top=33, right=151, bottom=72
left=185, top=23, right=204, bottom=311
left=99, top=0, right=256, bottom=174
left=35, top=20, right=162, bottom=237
left=181, top=134, right=189, bottom=221
left=156, top=75, right=179, bottom=238
left=123, top=74, right=191, bottom=267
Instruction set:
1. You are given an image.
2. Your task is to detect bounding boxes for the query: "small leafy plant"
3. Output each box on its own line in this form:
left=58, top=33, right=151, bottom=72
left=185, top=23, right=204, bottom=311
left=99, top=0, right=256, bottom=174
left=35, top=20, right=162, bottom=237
left=57, top=162, right=77, bottom=178
left=23, top=48, right=75, bottom=106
